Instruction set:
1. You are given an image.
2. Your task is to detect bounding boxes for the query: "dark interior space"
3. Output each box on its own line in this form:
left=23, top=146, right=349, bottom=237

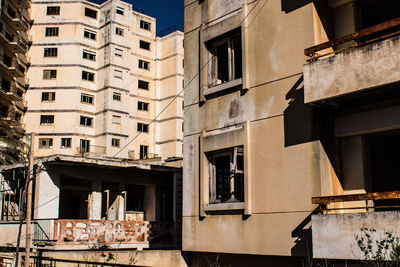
left=125, top=184, right=145, bottom=212
left=356, top=0, right=400, bottom=29
left=59, top=176, right=91, bottom=219
left=367, top=131, right=400, bottom=208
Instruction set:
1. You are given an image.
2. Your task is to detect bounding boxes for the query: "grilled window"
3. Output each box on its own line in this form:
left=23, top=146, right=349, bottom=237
left=41, top=92, right=55, bottom=102
left=40, top=115, right=54, bottom=125
left=45, top=27, right=59, bottom=37
left=43, top=70, right=57, bottom=80
left=44, top=48, right=58, bottom=57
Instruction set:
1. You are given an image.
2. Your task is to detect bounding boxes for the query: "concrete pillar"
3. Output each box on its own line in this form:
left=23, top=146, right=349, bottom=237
left=35, top=170, right=59, bottom=219
left=88, top=179, right=102, bottom=220
left=144, top=185, right=156, bottom=221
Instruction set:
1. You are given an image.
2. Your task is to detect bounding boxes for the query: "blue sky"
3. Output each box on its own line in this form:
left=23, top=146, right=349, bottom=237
left=88, top=0, right=184, bottom=34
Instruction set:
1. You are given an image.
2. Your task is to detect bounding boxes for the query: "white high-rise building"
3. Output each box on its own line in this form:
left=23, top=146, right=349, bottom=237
left=25, top=0, right=184, bottom=161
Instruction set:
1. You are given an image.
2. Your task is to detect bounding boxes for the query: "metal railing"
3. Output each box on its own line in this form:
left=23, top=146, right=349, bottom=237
left=128, top=150, right=159, bottom=160
left=305, top=17, right=400, bottom=60
left=33, top=219, right=54, bottom=245
left=76, top=145, right=106, bottom=156
left=312, top=190, right=400, bottom=213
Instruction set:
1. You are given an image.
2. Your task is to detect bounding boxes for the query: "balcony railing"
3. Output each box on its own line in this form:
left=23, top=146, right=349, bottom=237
left=128, top=150, right=160, bottom=161
left=0, top=53, right=24, bottom=77
left=1, top=4, right=30, bottom=31
left=305, top=17, right=400, bottom=60
left=76, top=145, right=106, bottom=156
left=312, top=190, right=400, bottom=213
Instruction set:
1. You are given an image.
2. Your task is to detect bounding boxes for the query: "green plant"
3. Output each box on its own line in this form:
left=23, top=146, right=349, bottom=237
left=355, top=228, right=400, bottom=266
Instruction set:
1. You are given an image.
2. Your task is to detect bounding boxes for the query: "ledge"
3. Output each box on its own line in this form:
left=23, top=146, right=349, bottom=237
left=204, top=202, right=244, bottom=212
left=204, top=78, right=242, bottom=97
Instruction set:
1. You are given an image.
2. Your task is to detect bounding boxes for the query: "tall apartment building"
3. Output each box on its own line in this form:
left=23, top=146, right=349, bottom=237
left=184, top=0, right=400, bottom=265
left=0, top=0, right=31, bottom=161
left=25, top=0, right=184, bottom=161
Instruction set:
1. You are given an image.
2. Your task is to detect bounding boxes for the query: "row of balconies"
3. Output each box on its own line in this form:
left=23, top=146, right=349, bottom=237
left=1, top=1, right=31, bottom=32
left=0, top=24, right=28, bottom=54
left=0, top=53, right=25, bottom=78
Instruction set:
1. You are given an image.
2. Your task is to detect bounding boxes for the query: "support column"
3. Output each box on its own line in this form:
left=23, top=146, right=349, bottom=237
left=88, top=179, right=102, bottom=220
left=144, top=185, right=156, bottom=221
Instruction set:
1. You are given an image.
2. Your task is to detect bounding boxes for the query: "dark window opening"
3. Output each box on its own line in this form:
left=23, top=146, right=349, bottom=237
left=139, top=40, right=150, bottom=50
left=47, top=6, right=60, bottom=15
left=138, top=80, right=149, bottom=90
left=84, top=7, right=97, bottom=19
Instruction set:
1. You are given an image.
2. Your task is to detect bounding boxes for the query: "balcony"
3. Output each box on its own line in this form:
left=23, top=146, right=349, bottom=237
left=1, top=4, right=30, bottom=31
left=128, top=150, right=161, bottom=162
left=303, top=18, right=400, bottom=104
left=311, top=191, right=400, bottom=260
left=0, top=54, right=24, bottom=78
left=10, top=0, right=30, bottom=9
left=76, top=145, right=106, bottom=157
left=0, top=84, right=23, bottom=102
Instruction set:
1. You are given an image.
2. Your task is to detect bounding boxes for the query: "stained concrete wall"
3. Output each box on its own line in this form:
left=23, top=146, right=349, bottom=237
left=312, top=211, right=400, bottom=260
left=304, top=36, right=400, bottom=103
left=183, top=0, right=335, bottom=257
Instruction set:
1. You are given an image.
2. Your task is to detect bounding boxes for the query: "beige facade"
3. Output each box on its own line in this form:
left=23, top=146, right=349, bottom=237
left=0, top=0, right=31, bottom=139
left=184, top=0, right=400, bottom=265
left=25, top=0, right=184, bottom=161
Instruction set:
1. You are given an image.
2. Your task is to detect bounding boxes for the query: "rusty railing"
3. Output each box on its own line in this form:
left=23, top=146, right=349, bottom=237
left=312, top=190, right=400, bottom=213
left=305, top=17, right=400, bottom=60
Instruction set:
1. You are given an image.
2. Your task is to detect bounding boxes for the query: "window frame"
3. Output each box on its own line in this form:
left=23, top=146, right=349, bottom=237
left=84, top=7, right=97, bottom=19
left=206, top=146, right=244, bottom=205
left=115, top=48, right=123, bottom=57
left=114, top=69, right=122, bottom=79
left=61, top=138, right=72, bottom=148
left=138, top=101, right=149, bottom=111
left=39, top=138, right=53, bottom=149
left=115, top=27, right=124, bottom=36
left=116, top=7, right=124, bottom=16
left=41, top=92, right=56, bottom=102
left=84, top=29, right=96, bottom=40
left=45, top=27, right=59, bottom=37
left=40, top=115, right=55, bottom=126
left=83, top=50, right=96, bottom=61
left=139, top=40, right=150, bottom=50
left=80, top=116, right=93, bottom=127
left=80, top=93, right=94, bottom=104
left=112, top=115, right=121, bottom=124
left=138, top=80, right=149, bottom=90
left=139, top=145, right=148, bottom=159
left=43, top=69, right=57, bottom=80
left=44, top=47, right=58, bottom=57
left=112, top=92, right=121, bottom=101
left=137, top=123, right=149, bottom=133
left=111, top=138, right=120, bottom=147
left=82, top=70, right=95, bottom=82
left=140, top=20, right=151, bottom=31
left=46, top=6, right=60, bottom=16
left=138, top=59, right=150, bottom=70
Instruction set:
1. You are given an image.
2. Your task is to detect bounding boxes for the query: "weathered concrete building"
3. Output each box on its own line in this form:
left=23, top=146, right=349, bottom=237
left=0, top=155, right=185, bottom=266
left=183, top=0, right=400, bottom=265
left=0, top=0, right=31, bottom=159
left=25, top=0, right=184, bottom=162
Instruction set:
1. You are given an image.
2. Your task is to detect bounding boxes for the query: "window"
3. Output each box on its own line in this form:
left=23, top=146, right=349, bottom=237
left=138, top=80, right=149, bottom=90
left=115, top=27, right=124, bottom=36
left=43, top=70, right=57, bottom=80
left=83, top=50, right=96, bottom=61
left=138, top=59, right=149, bottom=70
left=140, top=145, right=148, bottom=159
left=207, top=146, right=244, bottom=204
left=84, top=29, right=96, bottom=40
left=45, top=27, right=59, bottom=37
left=111, top=138, right=120, bottom=147
left=207, top=29, right=242, bottom=87
left=44, top=47, right=58, bottom=57
left=140, top=20, right=151, bottom=31
left=139, top=40, right=150, bottom=50
left=137, top=123, right=149, bottom=133
left=80, top=139, right=90, bottom=153
left=61, top=138, right=71, bottom=148
left=80, top=116, right=93, bottom=127
left=138, top=101, right=149, bottom=111
left=112, top=115, right=121, bottom=124
left=41, top=92, right=55, bottom=102
left=46, top=6, right=60, bottom=15
left=116, top=7, right=124, bottom=15
left=39, top=138, right=53, bottom=149
left=113, top=92, right=121, bottom=101
left=82, top=70, right=95, bottom=82
left=114, top=70, right=122, bottom=79
left=40, top=115, right=54, bottom=125
left=115, top=48, right=123, bottom=57
left=81, top=93, right=93, bottom=104
left=84, top=7, right=97, bottom=19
